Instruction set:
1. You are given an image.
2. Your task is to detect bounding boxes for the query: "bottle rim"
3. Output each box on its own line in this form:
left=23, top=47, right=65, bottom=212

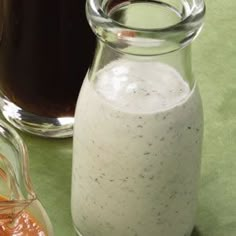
left=86, top=0, right=206, bottom=55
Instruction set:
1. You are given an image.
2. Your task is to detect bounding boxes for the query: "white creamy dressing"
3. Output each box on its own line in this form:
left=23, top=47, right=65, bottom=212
left=72, top=59, right=203, bottom=236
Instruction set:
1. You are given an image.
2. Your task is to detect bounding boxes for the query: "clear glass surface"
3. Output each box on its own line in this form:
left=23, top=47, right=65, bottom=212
left=0, top=120, right=53, bottom=235
left=0, top=0, right=95, bottom=138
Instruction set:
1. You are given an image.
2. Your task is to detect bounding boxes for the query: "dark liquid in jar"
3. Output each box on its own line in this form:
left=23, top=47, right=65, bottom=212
left=0, top=0, right=95, bottom=117
left=0, top=196, right=47, bottom=236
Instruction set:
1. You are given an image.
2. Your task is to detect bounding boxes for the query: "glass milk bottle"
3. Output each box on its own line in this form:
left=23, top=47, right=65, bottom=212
left=72, top=0, right=205, bottom=236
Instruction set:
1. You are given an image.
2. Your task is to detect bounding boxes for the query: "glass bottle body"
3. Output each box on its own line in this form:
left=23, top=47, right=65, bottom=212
left=72, top=0, right=205, bottom=235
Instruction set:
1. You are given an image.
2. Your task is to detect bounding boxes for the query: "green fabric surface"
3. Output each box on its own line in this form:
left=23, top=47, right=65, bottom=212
left=20, top=135, right=75, bottom=236
left=4, top=0, right=235, bottom=235
left=193, top=0, right=236, bottom=235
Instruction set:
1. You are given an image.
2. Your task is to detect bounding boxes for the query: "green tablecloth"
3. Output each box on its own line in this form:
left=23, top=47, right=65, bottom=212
left=7, top=0, right=236, bottom=235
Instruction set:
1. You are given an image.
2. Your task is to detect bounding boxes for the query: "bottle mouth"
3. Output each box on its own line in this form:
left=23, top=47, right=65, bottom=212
left=87, top=0, right=205, bottom=55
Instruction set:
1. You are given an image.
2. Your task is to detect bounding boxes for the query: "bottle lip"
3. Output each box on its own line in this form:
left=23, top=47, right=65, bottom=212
left=86, top=0, right=206, bottom=55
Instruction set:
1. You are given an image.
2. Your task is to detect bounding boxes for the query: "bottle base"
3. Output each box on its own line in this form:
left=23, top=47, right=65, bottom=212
left=73, top=224, right=195, bottom=236
left=0, top=97, right=73, bottom=138
left=74, top=226, right=83, bottom=236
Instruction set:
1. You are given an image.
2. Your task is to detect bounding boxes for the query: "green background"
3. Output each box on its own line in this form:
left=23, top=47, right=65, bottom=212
left=8, top=0, right=236, bottom=235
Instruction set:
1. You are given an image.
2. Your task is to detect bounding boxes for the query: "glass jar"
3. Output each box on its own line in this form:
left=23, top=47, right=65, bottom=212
left=0, top=120, right=53, bottom=235
left=0, top=0, right=95, bottom=138
left=72, top=0, right=205, bottom=236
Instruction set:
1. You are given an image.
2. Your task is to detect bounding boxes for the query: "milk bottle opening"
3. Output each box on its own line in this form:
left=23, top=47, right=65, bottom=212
left=87, top=0, right=205, bottom=55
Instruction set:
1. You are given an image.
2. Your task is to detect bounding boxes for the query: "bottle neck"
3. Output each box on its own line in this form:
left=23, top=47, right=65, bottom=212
left=89, top=41, right=194, bottom=88
left=87, top=0, right=205, bottom=88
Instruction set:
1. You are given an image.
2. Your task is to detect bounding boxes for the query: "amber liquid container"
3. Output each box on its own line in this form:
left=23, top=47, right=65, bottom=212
left=0, top=0, right=95, bottom=137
